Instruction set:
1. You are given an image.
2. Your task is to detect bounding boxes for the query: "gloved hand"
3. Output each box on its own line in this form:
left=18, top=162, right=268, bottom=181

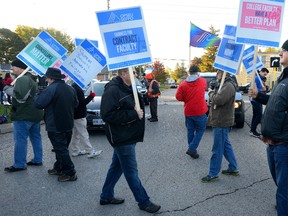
left=90, top=91, right=96, bottom=97
left=208, top=88, right=215, bottom=96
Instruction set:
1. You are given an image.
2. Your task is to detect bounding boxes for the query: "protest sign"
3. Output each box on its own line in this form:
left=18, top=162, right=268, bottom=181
left=60, top=39, right=106, bottom=89
left=242, top=45, right=263, bottom=74
left=75, top=38, right=98, bottom=48
left=214, top=25, right=244, bottom=75
left=17, top=30, right=67, bottom=76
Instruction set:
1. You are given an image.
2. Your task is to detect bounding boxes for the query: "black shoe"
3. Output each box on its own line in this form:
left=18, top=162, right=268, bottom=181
left=186, top=150, right=199, bottom=159
left=147, top=117, right=152, bottom=120
left=250, top=131, right=261, bottom=138
left=4, top=166, right=27, bottom=172
left=58, top=174, right=77, bottom=182
left=100, top=198, right=125, bottom=205
left=140, top=202, right=161, bottom=213
left=221, top=169, right=239, bottom=176
left=48, top=168, right=62, bottom=176
left=27, top=161, right=43, bottom=166
left=201, top=175, right=219, bottom=183
left=149, top=118, right=158, bottom=122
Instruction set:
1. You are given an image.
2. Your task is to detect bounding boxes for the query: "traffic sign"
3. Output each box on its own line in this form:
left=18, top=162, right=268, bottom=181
left=270, top=57, right=280, bottom=67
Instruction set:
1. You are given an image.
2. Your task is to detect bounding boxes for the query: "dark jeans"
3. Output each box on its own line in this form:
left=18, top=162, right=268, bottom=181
left=149, top=98, right=158, bottom=119
left=250, top=100, right=263, bottom=132
left=267, top=144, right=288, bottom=216
left=48, top=131, right=76, bottom=176
left=100, top=144, right=150, bottom=208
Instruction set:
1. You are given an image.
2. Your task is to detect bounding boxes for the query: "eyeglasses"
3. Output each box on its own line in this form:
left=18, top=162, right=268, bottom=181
left=280, top=49, right=287, bottom=54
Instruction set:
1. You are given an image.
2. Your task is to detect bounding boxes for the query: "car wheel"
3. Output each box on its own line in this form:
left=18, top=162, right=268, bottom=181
left=235, top=112, right=245, bottom=128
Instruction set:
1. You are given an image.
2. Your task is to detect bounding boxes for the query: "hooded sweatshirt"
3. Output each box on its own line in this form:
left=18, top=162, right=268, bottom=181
left=176, top=74, right=208, bottom=116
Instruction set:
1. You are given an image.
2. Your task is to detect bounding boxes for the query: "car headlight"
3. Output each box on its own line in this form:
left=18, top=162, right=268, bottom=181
left=234, top=101, right=241, bottom=109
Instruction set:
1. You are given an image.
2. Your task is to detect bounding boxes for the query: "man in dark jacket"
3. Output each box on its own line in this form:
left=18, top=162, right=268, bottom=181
left=249, top=40, right=288, bottom=215
left=99, top=68, right=161, bottom=214
left=147, top=75, right=160, bottom=122
left=34, top=68, right=78, bottom=182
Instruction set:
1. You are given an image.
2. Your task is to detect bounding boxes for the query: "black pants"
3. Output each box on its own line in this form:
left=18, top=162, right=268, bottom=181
left=250, top=101, right=263, bottom=132
left=48, top=131, right=76, bottom=176
left=149, top=98, right=158, bottom=120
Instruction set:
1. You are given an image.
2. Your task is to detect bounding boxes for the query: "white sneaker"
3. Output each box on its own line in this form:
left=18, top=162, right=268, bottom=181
left=72, top=150, right=87, bottom=157
left=87, top=150, right=103, bottom=158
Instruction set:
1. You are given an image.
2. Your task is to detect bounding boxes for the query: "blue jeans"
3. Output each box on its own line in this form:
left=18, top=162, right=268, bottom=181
left=13, top=121, right=42, bottom=168
left=101, top=144, right=150, bottom=208
left=185, top=114, right=207, bottom=152
left=267, top=143, right=288, bottom=216
left=47, top=131, right=76, bottom=176
left=208, top=127, right=238, bottom=177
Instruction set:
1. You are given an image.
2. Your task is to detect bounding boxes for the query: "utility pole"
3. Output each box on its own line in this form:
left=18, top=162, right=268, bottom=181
left=107, top=0, right=110, bottom=10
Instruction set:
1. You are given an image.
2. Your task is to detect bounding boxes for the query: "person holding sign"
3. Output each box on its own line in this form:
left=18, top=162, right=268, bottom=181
left=34, top=68, right=79, bottom=182
left=4, top=59, right=43, bottom=172
left=202, top=70, right=239, bottom=183
left=99, top=68, right=161, bottom=214
left=250, top=67, right=269, bottom=138
left=248, top=40, right=288, bottom=215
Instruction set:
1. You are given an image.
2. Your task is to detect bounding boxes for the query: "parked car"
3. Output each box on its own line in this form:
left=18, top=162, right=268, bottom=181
left=85, top=79, right=149, bottom=130
left=85, top=81, right=108, bottom=130
left=199, top=72, right=245, bottom=128
left=170, top=83, right=178, bottom=88
left=238, top=83, right=251, bottom=94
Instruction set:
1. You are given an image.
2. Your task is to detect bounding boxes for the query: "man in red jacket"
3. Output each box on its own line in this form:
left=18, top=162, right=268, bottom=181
left=176, top=65, right=208, bottom=159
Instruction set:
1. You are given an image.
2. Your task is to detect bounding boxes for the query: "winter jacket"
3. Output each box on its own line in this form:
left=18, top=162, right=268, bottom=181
left=72, top=83, right=94, bottom=119
left=11, top=72, right=43, bottom=122
left=255, top=67, right=288, bottom=142
left=100, top=76, right=145, bottom=147
left=34, top=80, right=78, bottom=132
left=207, top=77, right=236, bottom=128
left=176, top=75, right=208, bottom=116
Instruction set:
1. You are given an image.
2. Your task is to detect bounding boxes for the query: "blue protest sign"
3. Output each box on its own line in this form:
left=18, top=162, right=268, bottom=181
left=242, top=46, right=263, bottom=74
left=96, top=6, right=152, bottom=70
left=214, top=25, right=244, bottom=75
left=75, top=38, right=98, bottom=48
left=60, top=39, right=107, bottom=89
left=17, top=31, right=67, bottom=76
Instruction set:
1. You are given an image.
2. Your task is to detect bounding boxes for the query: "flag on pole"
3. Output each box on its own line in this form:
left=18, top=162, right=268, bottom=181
left=189, top=22, right=221, bottom=48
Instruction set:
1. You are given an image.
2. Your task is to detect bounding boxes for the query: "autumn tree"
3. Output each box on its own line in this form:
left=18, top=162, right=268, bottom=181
left=170, top=62, right=187, bottom=83
left=152, top=61, right=166, bottom=83
left=190, top=57, right=202, bottom=68
left=199, top=25, right=219, bottom=72
left=0, top=28, right=26, bottom=63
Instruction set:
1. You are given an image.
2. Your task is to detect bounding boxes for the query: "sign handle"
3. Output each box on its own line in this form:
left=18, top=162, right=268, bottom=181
left=213, top=71, right=226, bottom=109
left=251, top=46, right=258, bottom=89
left=11, top=67, right=30, bottom=86
left=128, top=67, right=140, bottom=111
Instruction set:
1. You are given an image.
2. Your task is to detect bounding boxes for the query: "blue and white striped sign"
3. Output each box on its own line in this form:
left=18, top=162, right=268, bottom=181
left=214, top=25, right=244, bottom=75
left=75, top=38, right=98, bottom=48
left=242, top=46, right=263, bottom=74
left=60, top=39, right=106, bottom=89
left=96, top=6, right=152, bottom=70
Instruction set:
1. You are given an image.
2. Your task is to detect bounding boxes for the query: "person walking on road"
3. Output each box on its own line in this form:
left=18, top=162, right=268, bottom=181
left=250, top=67, right=269, bottom=138
left=4, top=59, right=43, bottom=172
left=34, top=68, right=79, bottom=182
left=249, top=40, right=288, bottom=215
left=176, top=65, right=208, bottom=159
left=99, top=68, right=161, bottom=214
left=70, top=82, right=102, bottom=158
left=201, top=70, right=239, bottom=183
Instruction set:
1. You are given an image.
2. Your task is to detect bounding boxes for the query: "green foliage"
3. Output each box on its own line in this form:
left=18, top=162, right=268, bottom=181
left=15, top=25, right=75, bottom=53
left=0, top=28, right=26, bottom=63
left=190, top=57, right=202, bottom=68
left=171, top=62, right=187, bottom=83
left=199, top=25, right=219, bottom=72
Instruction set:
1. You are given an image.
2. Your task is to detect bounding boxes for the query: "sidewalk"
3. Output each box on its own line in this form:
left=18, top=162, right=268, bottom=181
left=0, top=122, right=13, bottom=134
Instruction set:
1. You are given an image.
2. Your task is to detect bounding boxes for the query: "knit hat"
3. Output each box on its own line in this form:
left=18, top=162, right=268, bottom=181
left=282, top=40, right=288, bottom=50
left=45, top=67, right=65, bottom=80
left=189, top=65, right=200, bottom=74
left=11, top=59, right=27, bottom=69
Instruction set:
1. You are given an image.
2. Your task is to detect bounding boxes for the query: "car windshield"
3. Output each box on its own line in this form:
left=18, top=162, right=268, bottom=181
left=84, top=82, right=107, bottom=96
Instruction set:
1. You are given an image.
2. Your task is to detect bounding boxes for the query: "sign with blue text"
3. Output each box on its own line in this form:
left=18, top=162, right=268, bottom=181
left=236, top=0, right=285, bottom=47
left=96, top=6, right=152, bottom=70
left=60, top=39, right=107, bottom=89
left=75, top=38, right=98, bottom=48
left=214, top=25, right=244, bottom=75
left=17, top=31, right=67, bottom=76
left=242, top=45, right=263, bottom=74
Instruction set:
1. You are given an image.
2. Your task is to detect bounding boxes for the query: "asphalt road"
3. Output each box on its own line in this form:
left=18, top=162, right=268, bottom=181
left=0, top=89, right=276, bottom=216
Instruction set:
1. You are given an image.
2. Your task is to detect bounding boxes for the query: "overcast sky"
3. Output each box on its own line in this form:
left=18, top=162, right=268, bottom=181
left=1, top=0, right=288, bottom=68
